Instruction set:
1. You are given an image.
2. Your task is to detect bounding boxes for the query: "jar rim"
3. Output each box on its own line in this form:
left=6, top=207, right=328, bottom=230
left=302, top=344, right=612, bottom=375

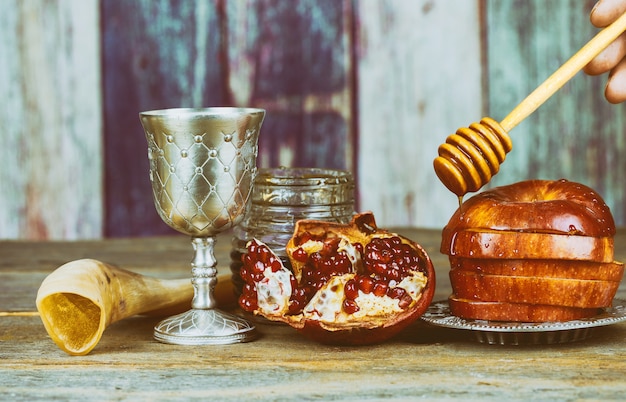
left=255, top=167, right=353, bottom=186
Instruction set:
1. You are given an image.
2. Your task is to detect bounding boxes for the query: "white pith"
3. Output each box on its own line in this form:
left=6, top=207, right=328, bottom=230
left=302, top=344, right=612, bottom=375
left=303, top=271, right=427, bottom=324
left=256, top=266, right=293, bottom=315
left=254, top=257, right=428, bottom=324
left=252, top=236, right=428, bottom=325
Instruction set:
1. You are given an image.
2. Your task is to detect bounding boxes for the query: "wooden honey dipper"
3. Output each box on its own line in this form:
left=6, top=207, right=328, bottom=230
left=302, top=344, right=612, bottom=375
left=434, top=11, right=626, bottom=199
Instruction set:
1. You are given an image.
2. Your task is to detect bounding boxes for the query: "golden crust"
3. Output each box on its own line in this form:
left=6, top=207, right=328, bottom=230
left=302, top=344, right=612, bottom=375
left=442, top=179, right=616, bottom=238
left=449, top=269, right=619, bottom=308
left=448, top=296, right=600, bottom=322
left=442, top=229, right=614, bottom=262
left=441, top=179, right=622, bottom=322
left=449, top=257, right=624, bottom=282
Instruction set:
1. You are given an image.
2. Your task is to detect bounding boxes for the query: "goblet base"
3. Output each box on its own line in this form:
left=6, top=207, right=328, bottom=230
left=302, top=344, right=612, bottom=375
left=154, top=308, right=257, bottom=345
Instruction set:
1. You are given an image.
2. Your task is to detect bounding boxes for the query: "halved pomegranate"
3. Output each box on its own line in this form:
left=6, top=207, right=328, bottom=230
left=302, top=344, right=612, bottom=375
left=238, top=212, right=436, bottom=345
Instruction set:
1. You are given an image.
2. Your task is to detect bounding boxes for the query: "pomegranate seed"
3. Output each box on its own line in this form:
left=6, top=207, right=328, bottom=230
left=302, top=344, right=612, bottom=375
left=292, top=247, right=308, bottom=262
left=386, top=267, right=402, bottom=282
left=344, top=279, right=359, bottom=300
left=242, top=283, right=256, bottom=294
left=288, top=287, right=307, bottom=315
left=310, top=253, right=324, bottom=270
left=311, top=279, right=326, bottom=292
left=357, top=275, right=374, bottom=294
left=302, top=285, right=317, bottom=301
left=270, top=257, right=282, bottom=272
left=321, top=237, right=341, bottom=255
left=398, top=293, right=413, bottom=309
left=247, top=240, right=259, bottom=255
left=239, top=294, right=258, bottom=312
left=343, top=299, right=360, bottom=314
left=366, top=261, right=385, bottom=276
left=259, top=245, right=272, bottom=263
left=253, top=261, right=266, bottom=275
left=372, top=281, right=388, bottom=297
left=242, top=252, right=256, bottom=267
left=387, top=287, right=407, bottom=300
left=239, top=266, right=250, bottom=282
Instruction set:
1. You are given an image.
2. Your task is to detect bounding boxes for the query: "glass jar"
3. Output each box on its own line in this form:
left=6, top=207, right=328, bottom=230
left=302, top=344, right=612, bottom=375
left=230, top=167, right=356, bottom=296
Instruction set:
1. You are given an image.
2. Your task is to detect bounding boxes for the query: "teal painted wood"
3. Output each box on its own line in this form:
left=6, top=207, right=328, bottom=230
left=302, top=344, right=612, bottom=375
left=485, top=0, right=626, bottom=224
left=5, top=0, right=626, bottom=240
left=354, top=0, right=482, bottom=228
left=0, top=0, right=102, bottom=240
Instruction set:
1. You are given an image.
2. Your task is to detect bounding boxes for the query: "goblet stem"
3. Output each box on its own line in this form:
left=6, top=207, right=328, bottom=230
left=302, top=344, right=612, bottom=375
left=152, top=236, right=257, bottom=345
left=190, top=237, right=218, bottom=310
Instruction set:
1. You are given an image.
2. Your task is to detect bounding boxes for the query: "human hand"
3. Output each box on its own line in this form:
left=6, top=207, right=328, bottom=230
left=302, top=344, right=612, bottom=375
left=583, top=0, right=626, bottom=103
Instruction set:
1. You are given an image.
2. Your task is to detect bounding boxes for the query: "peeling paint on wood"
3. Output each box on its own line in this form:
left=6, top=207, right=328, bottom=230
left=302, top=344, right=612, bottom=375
left=0, top=0, right=102, bottom=240
left=2, top=0, right=626, bottom=239
left=355, top=0, right=482, bottom=227
left=486, top=0, right=626, bottom=225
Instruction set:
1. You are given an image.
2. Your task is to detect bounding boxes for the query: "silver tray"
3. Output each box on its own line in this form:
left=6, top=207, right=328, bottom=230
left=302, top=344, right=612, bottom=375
left=421, top=298, right=626, bottom=345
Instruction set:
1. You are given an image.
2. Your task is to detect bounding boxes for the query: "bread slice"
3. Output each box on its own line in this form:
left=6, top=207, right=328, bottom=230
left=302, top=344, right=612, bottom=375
left=449, top=257, right=624, bottom=282
left=442, top=229, right=614, bottom=262
left=441, top=179, right=616, bottom=238
left=450, top=269, right=619, bottom=308
left=448, top=296, right=600, bottom=322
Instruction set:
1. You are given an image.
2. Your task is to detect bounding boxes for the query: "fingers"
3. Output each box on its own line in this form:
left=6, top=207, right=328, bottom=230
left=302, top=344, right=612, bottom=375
left=605, top=57, right=626, bottom=102
left=583, top=32, right=626, bottom=74
left=590, top=0, right=626, bottom=27
left=588, top=0, right=626, bottom=103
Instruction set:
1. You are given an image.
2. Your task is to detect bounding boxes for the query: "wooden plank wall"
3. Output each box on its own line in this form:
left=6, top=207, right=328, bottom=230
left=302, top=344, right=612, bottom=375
left=486, top=0, right=626, bottom=229
left=1, top=0, right=102, bottom=239
left=2, top=0, right=625, bottom=240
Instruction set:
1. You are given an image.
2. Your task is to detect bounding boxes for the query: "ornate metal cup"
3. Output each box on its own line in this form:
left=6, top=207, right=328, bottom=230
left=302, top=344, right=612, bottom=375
left=139, top=107, right=264, bottom=345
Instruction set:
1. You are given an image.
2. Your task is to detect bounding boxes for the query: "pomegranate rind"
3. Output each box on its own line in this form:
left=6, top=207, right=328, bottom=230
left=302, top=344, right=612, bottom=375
left=242, top=212, right=436, bottom=345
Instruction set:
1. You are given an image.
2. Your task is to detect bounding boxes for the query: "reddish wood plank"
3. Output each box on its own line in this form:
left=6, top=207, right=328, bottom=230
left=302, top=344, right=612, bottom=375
left=102, top=0, right=355, bottom=237
left=101, top=0, right=225, bottom=237
left=226, top=0, right=355, bottom=171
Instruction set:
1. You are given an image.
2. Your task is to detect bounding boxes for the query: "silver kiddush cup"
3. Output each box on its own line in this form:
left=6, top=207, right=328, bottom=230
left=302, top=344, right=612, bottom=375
left=139, top=107, right=264, bottom=345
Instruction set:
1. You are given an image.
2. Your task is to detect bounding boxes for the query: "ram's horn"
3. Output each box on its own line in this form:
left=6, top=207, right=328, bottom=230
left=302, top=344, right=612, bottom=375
left=36, top=258, right=235, bottom=356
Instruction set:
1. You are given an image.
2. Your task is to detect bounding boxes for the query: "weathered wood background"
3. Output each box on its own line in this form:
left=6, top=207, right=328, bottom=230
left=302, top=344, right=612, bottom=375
left=2, top=0, right=625, bottom=240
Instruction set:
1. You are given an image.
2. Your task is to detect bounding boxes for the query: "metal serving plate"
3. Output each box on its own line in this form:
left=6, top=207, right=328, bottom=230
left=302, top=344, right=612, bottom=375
left=421, top=298, right=626, bottom=345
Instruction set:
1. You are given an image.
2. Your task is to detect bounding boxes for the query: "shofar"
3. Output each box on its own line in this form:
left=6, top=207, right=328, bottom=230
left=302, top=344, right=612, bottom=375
left=36, top=258, right=237, bottom=355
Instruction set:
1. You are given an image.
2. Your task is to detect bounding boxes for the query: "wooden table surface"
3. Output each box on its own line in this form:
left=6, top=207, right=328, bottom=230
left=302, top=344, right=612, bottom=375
left=2, top=228, right=626, bottom=400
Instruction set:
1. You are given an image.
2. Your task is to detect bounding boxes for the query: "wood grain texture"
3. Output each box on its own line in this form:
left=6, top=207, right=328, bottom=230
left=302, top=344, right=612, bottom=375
left=485, top=0, right=626, bottom=225
left=102, top=0, right=354, bottom=237
left=0, top=0, right=102, bottom=240
left=2, top=229, right=626, bottom=400
left=355, top=0, right=482, bottom=227
left=101, top=0, right=225, bottom=237
left=3, top=0, right=626, bottom=240
left=226, top=0, right=354, bottom=171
